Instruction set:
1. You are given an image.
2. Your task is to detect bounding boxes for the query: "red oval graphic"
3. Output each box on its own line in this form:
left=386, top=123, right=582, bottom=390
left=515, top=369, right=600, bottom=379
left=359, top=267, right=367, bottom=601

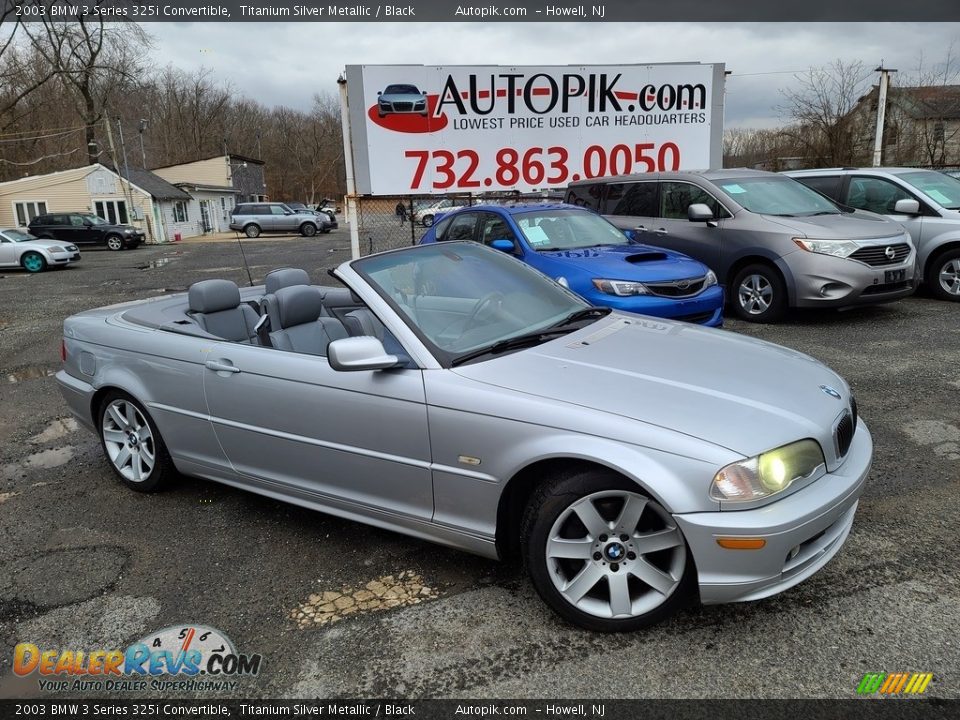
left=368, top=95, right=448, bottom=133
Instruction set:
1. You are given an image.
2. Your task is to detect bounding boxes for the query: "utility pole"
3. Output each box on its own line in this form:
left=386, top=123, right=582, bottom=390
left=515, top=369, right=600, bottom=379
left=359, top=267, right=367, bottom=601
left=138, top=119, right=149, bottom=168
left=872, top=64, right=897, bottom=167
left=116, top=117, right=137, bottom=229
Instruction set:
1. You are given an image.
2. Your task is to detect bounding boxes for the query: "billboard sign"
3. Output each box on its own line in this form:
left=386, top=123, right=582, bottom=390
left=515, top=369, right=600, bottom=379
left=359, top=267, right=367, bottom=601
left=344, top=63, right=725, bottom=196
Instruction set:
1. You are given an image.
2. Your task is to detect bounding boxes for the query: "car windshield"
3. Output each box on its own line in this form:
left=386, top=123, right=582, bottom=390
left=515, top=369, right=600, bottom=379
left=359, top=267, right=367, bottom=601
left=514, top=208, right=629, bottom=250
left=5, top=229, right=36, bottom=242
left=352, top=243, right=591, bottom=365
left=384, top=84, right=420, bottom=95
left=898, top=171, right=960, bottom=210
left=716, top=177, right=841, bottom=216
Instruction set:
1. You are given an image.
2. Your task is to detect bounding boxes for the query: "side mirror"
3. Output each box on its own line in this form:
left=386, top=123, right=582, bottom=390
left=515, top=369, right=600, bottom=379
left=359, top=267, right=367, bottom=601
left=377, top=91, right=382, bottom=96
left=893, top=198, right=920, bottom=215
left=490, top=238, right=516, bottom=253
left=688, top=203, right=714, bottom=222
left=284, top=210, right=292, bottom=215
left=328, top=336, right=399, bottom=372
left=623, top=229, right=636, bottom=241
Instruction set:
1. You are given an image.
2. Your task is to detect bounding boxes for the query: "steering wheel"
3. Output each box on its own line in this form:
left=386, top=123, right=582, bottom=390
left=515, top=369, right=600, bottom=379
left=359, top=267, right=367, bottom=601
left=462, top=292, right=504, bottom=334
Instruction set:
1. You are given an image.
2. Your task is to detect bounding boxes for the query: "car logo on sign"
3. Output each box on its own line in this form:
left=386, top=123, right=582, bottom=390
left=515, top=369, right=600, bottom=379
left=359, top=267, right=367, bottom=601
left=885, top=246, right=896, bottom=260
left=820, top=385, right=842, bottom=399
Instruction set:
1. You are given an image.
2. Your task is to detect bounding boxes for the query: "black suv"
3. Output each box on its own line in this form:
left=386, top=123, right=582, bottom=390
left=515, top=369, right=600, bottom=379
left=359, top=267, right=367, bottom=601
left=28, top=213, right=144, bottom=251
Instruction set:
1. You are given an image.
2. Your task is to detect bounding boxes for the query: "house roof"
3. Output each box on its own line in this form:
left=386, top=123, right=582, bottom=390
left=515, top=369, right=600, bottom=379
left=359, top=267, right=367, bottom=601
left=172, top=182, right=235, bottom=193
left=150, top=153, right=264, bottom=171
left=117, top=167, right=191, bottom=201
left=861, top=84, right=960, bottom=120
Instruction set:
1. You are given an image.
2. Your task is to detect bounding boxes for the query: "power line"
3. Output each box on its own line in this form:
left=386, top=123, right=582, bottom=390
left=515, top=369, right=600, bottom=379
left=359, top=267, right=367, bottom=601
left=0, top=127, right=85, bottom=144
left=0, top=124, right=88, bottom=138
left=0, top=148, right=82, bottom=165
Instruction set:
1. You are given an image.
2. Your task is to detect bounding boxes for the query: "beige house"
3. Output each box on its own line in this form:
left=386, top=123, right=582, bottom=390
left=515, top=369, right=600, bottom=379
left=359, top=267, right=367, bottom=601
left=152, top=153, right=267, bottom=204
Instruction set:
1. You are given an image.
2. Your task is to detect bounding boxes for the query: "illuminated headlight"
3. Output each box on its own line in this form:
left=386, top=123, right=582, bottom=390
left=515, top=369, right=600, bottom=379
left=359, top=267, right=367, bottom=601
left=592, top=278, right=650, bottom=296
left=703, top=269, right=718, bottom=288
left=710, top=439, right=826, bottom=503
left=793, top=238, right=859, bottom=258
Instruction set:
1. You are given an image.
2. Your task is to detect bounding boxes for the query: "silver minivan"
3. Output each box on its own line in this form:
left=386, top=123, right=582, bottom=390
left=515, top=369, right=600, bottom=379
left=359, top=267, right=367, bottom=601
left=786, top=167, right=960, bottom=302
left=565, top=170, right=916, bottom=322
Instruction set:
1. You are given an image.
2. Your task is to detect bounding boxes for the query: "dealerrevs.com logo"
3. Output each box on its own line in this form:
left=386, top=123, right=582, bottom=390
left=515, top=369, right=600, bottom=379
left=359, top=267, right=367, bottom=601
left=857, top=672, right=934, bottom=696
left=14, top=624, right=262, bottom=693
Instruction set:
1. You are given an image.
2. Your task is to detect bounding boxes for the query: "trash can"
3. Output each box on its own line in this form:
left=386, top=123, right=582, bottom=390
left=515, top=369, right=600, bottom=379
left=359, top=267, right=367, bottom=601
left=174, top=232, right=182, bottom=243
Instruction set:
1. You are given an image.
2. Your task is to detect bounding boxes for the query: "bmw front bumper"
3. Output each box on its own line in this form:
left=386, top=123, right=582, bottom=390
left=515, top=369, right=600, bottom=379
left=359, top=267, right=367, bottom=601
left=675, top=420, right=872, bottom=604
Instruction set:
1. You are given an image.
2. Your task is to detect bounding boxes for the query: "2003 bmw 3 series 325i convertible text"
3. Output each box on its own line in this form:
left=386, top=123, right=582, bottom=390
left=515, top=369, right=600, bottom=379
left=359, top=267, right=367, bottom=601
left=57, top=242, right=871, bottom=631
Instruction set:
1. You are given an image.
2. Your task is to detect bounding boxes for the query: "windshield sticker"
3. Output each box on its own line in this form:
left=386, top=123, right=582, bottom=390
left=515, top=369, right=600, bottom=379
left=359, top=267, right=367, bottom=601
left=720, top=183, right=746, bottom=194
left=523, top=225, right=552, bottom=245
left=925, top=189, right=951, bottom=205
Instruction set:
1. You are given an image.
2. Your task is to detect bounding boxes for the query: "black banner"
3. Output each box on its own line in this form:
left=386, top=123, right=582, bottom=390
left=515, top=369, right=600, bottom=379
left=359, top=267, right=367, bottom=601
left=2, top=0, right=959, bottom=22
left=0, top=700, right=958, bottom=719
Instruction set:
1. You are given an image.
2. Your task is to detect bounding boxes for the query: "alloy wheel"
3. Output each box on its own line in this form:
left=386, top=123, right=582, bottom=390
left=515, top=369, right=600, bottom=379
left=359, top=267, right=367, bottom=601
left=106, top=236, right=123, bottom=251
left=22, top=252, right=45, bottom=273
left=545, top=490, right=686, bottom=619
left=939, top=258, right=960, bottom=296
left=101, top=399, right=156, bottom=483
left=738, top=273, right=773, bottom=315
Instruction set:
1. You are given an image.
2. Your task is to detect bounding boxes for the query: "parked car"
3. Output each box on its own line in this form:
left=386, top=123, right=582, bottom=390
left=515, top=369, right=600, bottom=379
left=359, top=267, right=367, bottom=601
left=376, top=84, right=429, bottom=117
left=566, top=170, right=916, bottom=322
left=58, top=242, right=870, bottom=631
left=295, top=208, right=337, bottom=232
left=229, top=203, right=328, bottom=238
left=0, top=227, right=80, bottom=272
left=786, top=167, right=960, bottom=301
left=316, top=201, right=339, bottom=223
left=420, top=203, right=724, bottom=326
left=414, top=198, right=470, bottom=227
left=28, top=212, right=144, bottom=251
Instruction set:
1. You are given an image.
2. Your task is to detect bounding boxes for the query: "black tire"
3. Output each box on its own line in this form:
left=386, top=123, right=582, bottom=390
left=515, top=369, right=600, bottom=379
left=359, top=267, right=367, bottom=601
left=300, top=223, right=317, bottom=237
left=105, top=234, right=124, bottom=251
left=244, top=224, right=261, bottom=238
left=97, top=390, right=176, bottom=493
left=926, top=248, right=960, bottom=302
left=521, top=467, right=695, bottom=632
left=422, top=214, right=434, bottom=227
left=20, top=251, right=47, bottom=273
left=731, top=263, right=787, bottom=323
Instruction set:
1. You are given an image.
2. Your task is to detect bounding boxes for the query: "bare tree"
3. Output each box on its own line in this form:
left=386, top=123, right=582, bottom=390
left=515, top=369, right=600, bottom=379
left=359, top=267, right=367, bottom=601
left=780, top=60, right=874, bottom=166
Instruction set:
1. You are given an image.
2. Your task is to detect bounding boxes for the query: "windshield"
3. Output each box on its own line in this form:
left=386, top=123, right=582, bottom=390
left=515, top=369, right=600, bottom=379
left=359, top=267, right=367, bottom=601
left=514, top=208, right=629, bottom=250
left=5, top=229, right=36, bottom=242
left=352, top=243, right=588, bottom=364
left=716, top=177, right=841, bottom=216
left=384, top=84, right=420, bottom=95
left=899, top=171, right=960, bottom=210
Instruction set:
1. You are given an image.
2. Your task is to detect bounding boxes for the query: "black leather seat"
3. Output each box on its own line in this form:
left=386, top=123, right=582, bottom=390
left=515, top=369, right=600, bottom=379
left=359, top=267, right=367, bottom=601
left=188, top=279, right=260, bottom=344
left=268, top=285, right=348, bottom=356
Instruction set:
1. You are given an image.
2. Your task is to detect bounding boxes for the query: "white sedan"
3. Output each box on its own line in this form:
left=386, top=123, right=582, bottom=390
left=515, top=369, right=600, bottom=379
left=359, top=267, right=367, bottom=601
left=0, top=228, right=80, bottom=273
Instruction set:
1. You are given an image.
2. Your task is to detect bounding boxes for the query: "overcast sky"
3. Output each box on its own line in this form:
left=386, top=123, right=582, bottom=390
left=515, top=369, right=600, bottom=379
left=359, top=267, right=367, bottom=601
left=146, top=22, right=959, bottom=128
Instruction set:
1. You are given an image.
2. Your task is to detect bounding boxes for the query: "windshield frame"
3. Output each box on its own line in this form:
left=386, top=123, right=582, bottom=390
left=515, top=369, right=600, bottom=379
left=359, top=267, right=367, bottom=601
left=512, top=207, right=632, bottom=251
left=896, top=170, right=960, bottom=210
left=349, top=242, right=591, bottom=368
left=714, top=176, right=843, bottom=217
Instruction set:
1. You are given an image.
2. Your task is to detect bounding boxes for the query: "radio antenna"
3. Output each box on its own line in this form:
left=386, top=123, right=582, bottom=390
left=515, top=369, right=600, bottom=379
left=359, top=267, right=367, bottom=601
left=235, top=232, right=255, bottom=287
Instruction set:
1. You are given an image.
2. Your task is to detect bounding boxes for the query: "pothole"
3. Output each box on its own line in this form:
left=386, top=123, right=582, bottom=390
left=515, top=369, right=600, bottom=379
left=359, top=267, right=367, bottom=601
left=29, top=418, right=79, bottom=444
left=5, top=366, right=57, bottom=384
left=0, top=446, right=75, bottom=480
left=4, top=546, right=129, bottom=611
left=290, top=571, right=440, bottom=629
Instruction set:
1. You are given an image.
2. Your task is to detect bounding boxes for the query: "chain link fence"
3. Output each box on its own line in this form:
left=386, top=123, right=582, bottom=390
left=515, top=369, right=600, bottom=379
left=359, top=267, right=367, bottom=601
left=353, top=191, right=563, bottom=256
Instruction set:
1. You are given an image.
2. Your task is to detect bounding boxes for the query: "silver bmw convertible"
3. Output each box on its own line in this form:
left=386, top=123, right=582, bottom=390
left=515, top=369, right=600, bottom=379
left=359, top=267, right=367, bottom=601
left=57, top=242, right=871, bottom=631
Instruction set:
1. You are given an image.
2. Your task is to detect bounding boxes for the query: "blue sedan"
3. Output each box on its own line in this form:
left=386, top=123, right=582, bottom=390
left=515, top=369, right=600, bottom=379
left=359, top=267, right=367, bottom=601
left=420, top=203, right=724, bottom=326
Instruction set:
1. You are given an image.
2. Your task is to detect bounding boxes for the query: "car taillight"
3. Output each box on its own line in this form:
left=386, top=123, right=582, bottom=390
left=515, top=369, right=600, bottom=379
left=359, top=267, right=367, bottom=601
left=60, top=339, right=66, bottom=363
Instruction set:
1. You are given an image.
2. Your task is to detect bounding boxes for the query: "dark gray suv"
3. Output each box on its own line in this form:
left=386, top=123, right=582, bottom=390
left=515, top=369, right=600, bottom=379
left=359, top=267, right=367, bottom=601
left=229, top=203, right=331, bottom=238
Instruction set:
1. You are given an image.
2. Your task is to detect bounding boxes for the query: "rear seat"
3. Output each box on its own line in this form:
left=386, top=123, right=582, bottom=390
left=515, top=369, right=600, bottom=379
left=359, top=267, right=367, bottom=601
left=187, top=279, right=260, bottom=344
left=268, top=285, right=349, bottom=356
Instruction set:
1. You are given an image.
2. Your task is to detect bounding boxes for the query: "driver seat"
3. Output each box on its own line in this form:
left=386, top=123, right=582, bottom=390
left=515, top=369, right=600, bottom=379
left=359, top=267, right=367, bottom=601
left=268, top=285, right=348, bottom=356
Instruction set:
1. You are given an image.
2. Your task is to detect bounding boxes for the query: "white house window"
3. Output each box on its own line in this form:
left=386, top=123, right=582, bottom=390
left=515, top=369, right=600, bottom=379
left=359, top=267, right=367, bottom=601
left=173, top=201, right=188, bottom=223
left=93, top=199, right=128, bottom=224
left=14, top=201, right=48, bottom=227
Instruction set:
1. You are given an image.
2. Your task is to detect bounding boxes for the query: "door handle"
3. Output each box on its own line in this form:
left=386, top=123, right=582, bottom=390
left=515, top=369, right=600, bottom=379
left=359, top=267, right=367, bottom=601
left=654, top=228, right=668, bottom=234
left=205, top=360, right=240, bottom=374
left=634, top=225, right=647, bottom=232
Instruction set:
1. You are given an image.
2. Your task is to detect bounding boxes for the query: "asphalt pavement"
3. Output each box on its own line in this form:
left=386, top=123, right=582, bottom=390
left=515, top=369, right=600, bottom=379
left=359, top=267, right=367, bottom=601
left=0, top=233, right=957, bottom=699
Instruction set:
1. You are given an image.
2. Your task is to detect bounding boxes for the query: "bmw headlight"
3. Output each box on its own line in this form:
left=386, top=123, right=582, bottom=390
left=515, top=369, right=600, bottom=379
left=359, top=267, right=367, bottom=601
left=703, top=269, right=718, bottom=288
left=793, top=238, right=860, bottom=258
left=710, top=439, right=826, bottom=503
left=591, top=278, right=650, bottom=296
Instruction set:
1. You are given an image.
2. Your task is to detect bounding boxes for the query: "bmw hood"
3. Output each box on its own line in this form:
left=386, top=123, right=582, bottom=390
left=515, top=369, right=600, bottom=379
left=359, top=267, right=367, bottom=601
left=453, top=315, right=852, bottom=465
left=760, top=211, right=905, bottom=240
left=534, top=244, right=709, bottom=282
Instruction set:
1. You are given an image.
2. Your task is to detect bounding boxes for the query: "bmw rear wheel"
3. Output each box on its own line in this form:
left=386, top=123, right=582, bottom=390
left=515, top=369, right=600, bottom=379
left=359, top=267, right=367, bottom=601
left=106, top=235, right=124, bottom=251
left=732, top=264, right=786, bottom=322
left=99, top=391, right=175, bottom=492
left=21, top=251, right=47, bottom=273
left=522, top=469, right=693, bottom=631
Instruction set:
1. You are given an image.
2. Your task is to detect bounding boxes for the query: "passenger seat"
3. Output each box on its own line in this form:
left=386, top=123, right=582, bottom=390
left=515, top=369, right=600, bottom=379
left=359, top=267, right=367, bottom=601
left=343, top=308, right=386, bottom=341
left=188, top=279, right=260, bottom=344
left=268, top=285, right=348, bottom=356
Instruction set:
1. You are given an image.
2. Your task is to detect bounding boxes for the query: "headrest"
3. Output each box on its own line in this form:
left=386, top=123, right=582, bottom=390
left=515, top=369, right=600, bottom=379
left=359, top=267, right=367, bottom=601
left=265, top=267, right=310, bottom=295
left=273, top=285, right=324, bottom=329
left=188, top=279, right=241, bottom=314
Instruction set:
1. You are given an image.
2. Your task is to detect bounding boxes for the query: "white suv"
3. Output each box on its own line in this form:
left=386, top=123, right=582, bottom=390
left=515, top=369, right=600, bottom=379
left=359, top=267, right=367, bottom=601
left=786, top=168, right=960, bottom=301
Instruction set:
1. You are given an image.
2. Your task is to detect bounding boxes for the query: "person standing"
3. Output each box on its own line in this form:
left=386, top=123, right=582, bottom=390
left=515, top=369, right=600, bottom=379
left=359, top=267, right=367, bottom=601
left=396, top=201, right=408, bottom=226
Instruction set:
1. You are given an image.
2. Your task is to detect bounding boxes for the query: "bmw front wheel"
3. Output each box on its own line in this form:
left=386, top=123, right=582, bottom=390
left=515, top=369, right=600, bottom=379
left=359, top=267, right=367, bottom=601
left=99, top=391, right=176, bottom=492
left=522, top=469, right=693, bottom=631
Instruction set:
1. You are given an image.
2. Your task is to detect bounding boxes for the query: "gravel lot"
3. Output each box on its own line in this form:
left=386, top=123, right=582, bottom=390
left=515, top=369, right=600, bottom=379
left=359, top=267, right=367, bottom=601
left=0, top=233, right=957, bottom=699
